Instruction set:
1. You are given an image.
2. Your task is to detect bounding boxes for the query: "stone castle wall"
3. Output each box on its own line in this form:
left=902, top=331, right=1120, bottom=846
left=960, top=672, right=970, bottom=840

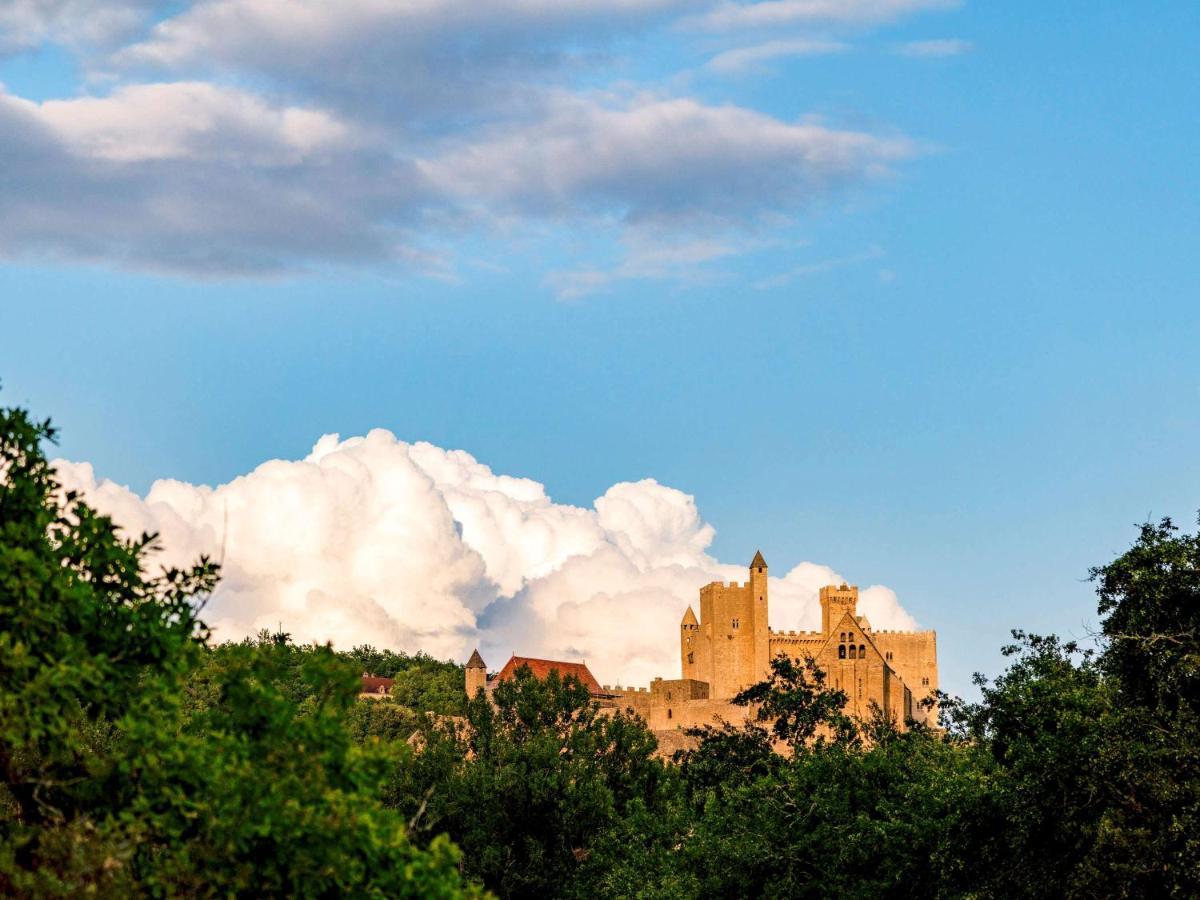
left=871, top=629, right=938, bottom=722
left=467, top=551, right=939, bottom=741
left=686, top=575, right=769, bottom=699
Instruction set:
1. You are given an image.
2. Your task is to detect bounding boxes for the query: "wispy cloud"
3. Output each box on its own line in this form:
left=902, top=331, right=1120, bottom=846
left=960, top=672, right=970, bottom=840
left=896, top=38, right=973, bottom=57
left=755, top=244, right=885, bottom=289
left=706, top=38, right=847, bottom=73
left=688, top=0, right=960, bottom=33
left=545, top=233, right=760, bottom=300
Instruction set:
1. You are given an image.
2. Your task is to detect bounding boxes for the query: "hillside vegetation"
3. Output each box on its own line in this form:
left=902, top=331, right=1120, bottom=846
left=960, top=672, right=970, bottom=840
left=2, top=401, right=1197, bottom=898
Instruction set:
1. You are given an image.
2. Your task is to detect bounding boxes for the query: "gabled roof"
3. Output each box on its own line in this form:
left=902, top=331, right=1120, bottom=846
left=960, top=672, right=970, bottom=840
left=819, top=610, right=892, bottom=672
left=360, top=675, right=394, bottom=694
left=493, top=655, right=604, bottom=695
left=466, top=649, right=486, bottom=669
left=750, top=550, right=768, bottom=569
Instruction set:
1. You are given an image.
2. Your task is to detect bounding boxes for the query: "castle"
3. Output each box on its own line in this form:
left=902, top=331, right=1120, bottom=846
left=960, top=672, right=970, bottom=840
left=465, top=552, right=938, bottom=741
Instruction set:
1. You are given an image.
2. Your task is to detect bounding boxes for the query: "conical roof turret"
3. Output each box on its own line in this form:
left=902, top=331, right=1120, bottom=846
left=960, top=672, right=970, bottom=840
left=466, top=648, right=486, bottom=669
left=681, top=606, right=698, bottom=626
left=750, top=550, right=767, bottom=569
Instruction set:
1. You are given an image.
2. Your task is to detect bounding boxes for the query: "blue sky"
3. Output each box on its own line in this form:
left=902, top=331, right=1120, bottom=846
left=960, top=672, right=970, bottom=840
left=2, top=1, right=1198, bottom=695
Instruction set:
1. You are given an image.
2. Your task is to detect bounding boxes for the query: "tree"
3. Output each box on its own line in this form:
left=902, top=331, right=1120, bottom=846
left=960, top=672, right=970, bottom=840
left=0, top=405, right=215, bottom=893
left=937, top=516, right=1200, bottom=898
left=671, top=656, right=993, bottom=898
left=0, top=401, right=480, bottom=897
left=1093, top=517, right=1200, bottom=713
left=1089, top=517, right=1200, bottom=896
left=135, top=635, right=477, bottom=897
left=393, top=666, right=669, bottom=899
left=732, top=653, right=858, bottom=750
left=945, top=633, right=1112, bottom=897
left=389, top=658, right=467, bottom=716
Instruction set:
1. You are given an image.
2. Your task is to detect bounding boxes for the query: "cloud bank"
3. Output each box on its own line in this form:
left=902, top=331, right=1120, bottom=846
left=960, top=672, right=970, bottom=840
left=54, top=430, right=918, bottom=685
left=0, top=0, right=958, bottom=281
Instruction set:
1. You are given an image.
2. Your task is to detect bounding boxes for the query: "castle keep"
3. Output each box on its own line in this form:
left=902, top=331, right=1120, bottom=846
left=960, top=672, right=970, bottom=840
left=465, top=552, right=938, bottom=740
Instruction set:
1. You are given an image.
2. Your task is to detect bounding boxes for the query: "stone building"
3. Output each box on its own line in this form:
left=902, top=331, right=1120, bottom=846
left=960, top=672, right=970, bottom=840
left=465, top=551, right=938, bottom=739
left=359, top=674, right=395, bottom=698
left=468, top=651, right=610, bottom=700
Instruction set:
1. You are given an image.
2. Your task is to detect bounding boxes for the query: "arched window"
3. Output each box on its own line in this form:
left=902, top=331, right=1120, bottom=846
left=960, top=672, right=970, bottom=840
left=848, top=645, right=857, bottom=660
left=848, top=632, right=855, bottom=642
left=840, top=632, right=846, bottom=642
left=838, top=645, right=846, bottom=659
left=732, top=618, right=739, bottom=630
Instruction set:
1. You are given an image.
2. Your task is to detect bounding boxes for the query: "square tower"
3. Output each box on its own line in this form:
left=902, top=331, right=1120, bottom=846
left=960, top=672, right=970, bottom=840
left=685, top=551, right=772, bottom=699
left=820, top=583, right=858, bottom=636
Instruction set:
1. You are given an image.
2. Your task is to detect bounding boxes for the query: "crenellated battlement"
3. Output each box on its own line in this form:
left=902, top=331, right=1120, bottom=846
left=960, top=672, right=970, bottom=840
left=467, top=548, right=939, bottom=740
left=768, top=629, right=824, bottom=638
left=700, top=580, right=752, bottom=592
left=688, top=555, right=770, bottom=698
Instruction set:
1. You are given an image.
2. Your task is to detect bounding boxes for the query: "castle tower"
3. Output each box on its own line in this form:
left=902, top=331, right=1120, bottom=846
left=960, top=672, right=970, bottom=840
left=689, top=551, right=774, bottom=698
left=680, top=606, right=699, bottom=679
left=748, top=550, right=770, bottom=683
left=465, top=648, right=487, bottom=698
left=820, top=583, right=859, bottom=636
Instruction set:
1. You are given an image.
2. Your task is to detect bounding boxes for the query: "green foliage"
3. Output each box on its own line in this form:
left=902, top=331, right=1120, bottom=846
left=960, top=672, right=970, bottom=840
left=389, top=659, right=468, bottom=716
left=390, top=666, right=669, bottom=899
left=672, top=728, right=994, bottom=898
left=129, top=636, right=476, bottom=897
left=1089, top=517, right=1200, bottom=896
left=942, top=633, right=1113, bottom=896
left=634, top=518, right=1200, bottom=898
left=0, top=401, right=481, bottom=897
left=343, top=645, right=466, bottom=716
left=5, top=393, right=1200, bottom=898
left=0, top=404, right=212, bottom=893
left=732, top=653, right=859, bottom=749
left=1093, top=517, right=1200, bottom=717
left=344, top=697, right=421, bottom=745
left=674, top=654, right=857, bottom=799
left=673, top=718, right=778, bottom=799
left=659, top=658, right=992, bottom=898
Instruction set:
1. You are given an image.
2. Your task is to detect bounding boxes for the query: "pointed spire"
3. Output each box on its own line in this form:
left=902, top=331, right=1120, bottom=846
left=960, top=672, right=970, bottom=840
left=681, top=606, right=698, bottom=626
left=750, top=549, right=767, bottom=570
left=466, top=648, right=486, bottom=669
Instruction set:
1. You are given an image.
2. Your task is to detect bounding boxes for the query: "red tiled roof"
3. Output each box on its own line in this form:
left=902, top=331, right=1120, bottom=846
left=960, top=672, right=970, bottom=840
left=360, top=676, right=394, bottom=694
left=493, top=656, right=604, bottom=695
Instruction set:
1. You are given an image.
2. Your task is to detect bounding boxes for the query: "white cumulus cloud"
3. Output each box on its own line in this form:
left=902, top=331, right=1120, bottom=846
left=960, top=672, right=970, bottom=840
left=54, top=430, right=920, bottom=685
